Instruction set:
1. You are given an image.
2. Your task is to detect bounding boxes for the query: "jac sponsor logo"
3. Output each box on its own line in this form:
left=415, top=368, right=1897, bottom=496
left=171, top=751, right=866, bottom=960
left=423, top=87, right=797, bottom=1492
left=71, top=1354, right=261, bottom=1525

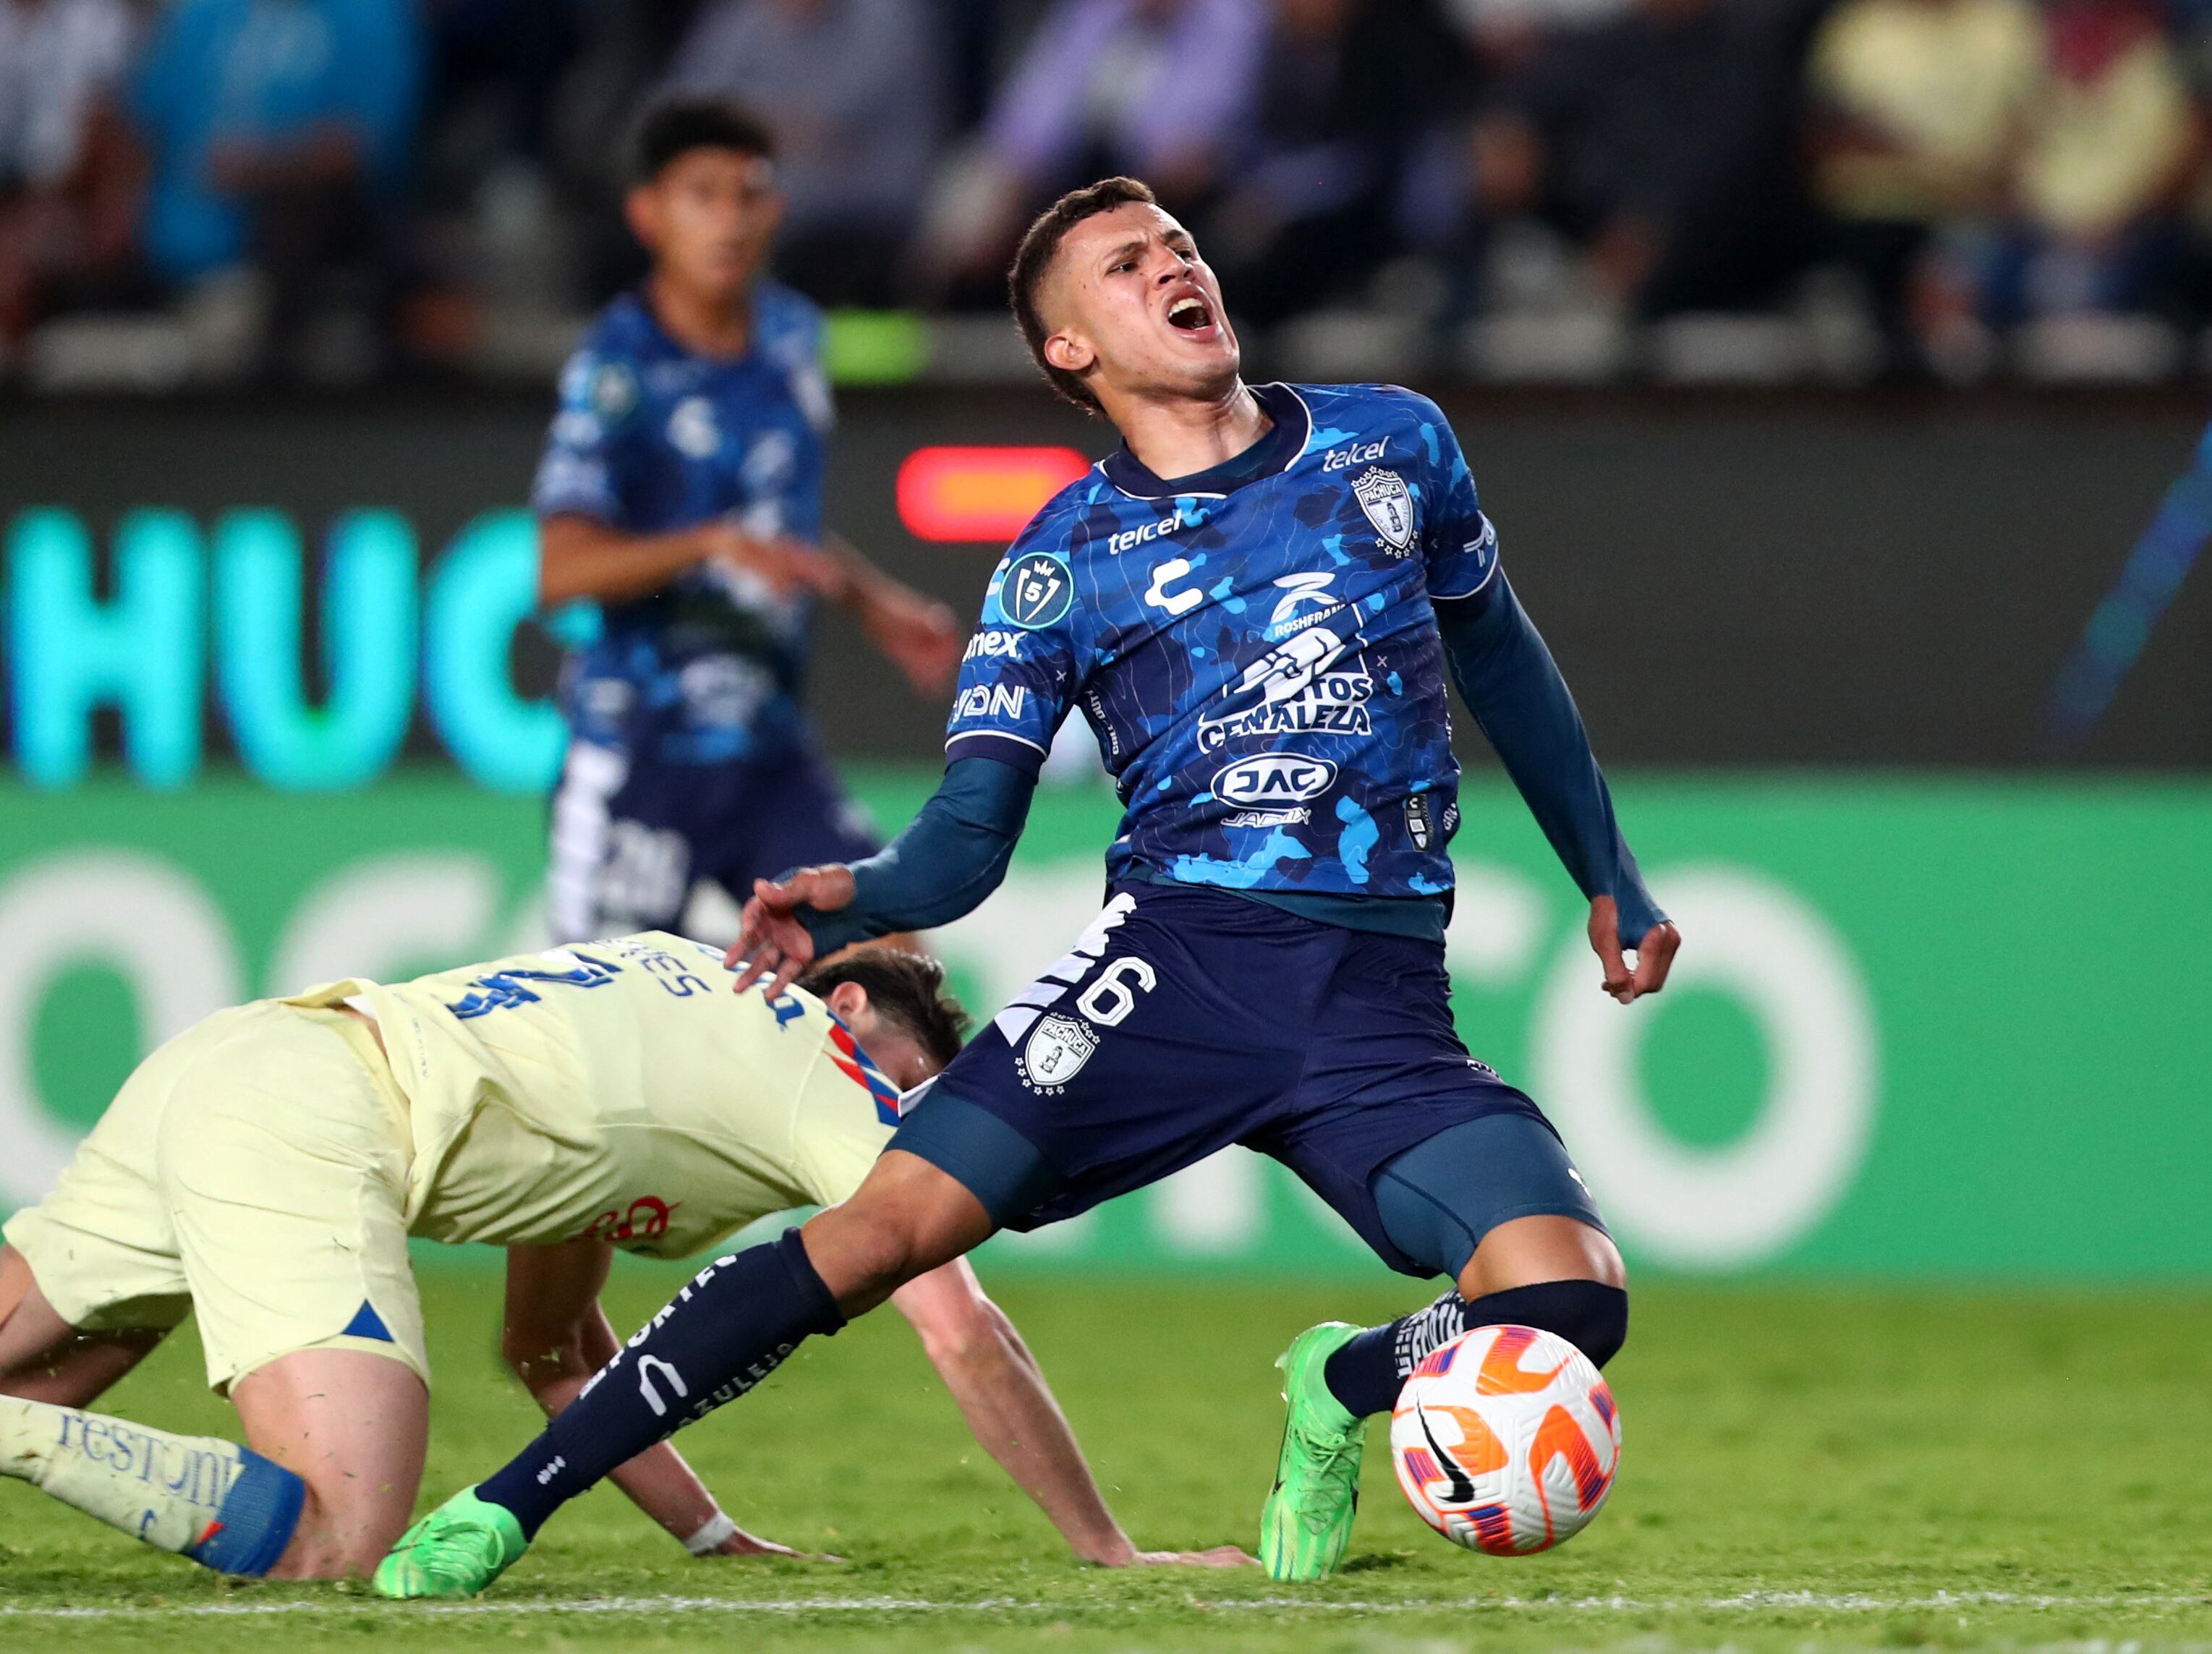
left=1322, top=439, right=1389, bottom=472
left=954, top=683, right=1029, bottom=721
left=1108, top=507, right=1188, bottom=555
left=964, top=629, right=1027, bottom=662
left=1214, top=754, right=1340, bottom=809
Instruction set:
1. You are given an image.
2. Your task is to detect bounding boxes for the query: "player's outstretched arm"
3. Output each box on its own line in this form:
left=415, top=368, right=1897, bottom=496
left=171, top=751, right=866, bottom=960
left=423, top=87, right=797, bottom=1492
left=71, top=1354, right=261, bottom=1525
left=537, top=512, right=840, bottom=608
left=890, top=1260, right=1256, bottom=1569
left=1435, top=574, right=1680, bottom=1003
left=501, top=1241, right=801, bottom=1559
left=820, top=532, right=964, bottom=696
left=728, top=755, right=1039, bottom=994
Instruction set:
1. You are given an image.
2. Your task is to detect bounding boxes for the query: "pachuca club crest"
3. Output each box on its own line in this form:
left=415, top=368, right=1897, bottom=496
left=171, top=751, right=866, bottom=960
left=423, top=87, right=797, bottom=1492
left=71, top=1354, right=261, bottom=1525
left=1352, top=466, right=1416, bottom=553
left=1021, top=1013, right=1097, bottom=1091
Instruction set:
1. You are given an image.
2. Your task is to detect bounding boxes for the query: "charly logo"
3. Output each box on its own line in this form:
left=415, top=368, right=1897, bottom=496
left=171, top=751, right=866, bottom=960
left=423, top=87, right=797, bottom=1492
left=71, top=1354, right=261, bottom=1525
left=1352, top=466, right=1416, bottom=553
left=1144, top=555, right=1204, bottom=617
left=1215, top=754, right=1339, bottom=809
left=1020, top=1013, right=1097, bottom=1093
left=1000, top=551, right=1075, bottom=629
left=667, top=396, right=720, bottom=459
left=1405, top=793, right=1434, bottom=851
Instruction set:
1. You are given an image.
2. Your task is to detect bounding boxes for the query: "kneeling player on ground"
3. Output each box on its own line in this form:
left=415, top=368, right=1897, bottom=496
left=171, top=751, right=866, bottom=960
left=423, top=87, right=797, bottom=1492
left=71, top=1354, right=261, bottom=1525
left=0, top=940, right=1247, bottom=1579
left=383, top=176, right=1680, bottom=1595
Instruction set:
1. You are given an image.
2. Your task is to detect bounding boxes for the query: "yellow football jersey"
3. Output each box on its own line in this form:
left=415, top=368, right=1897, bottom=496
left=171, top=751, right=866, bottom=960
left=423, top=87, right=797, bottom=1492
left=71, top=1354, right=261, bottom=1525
left=288, top=933, right=900, bottom=1259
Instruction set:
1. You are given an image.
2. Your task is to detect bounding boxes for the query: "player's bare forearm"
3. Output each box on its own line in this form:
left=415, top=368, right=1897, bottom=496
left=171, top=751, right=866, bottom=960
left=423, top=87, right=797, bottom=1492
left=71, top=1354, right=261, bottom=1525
left=538, top=514, right=836, bottom=609
left=537, top=513, right=717, bottom=606
left=822, top=533, right=961, bottom=693
left=517, top=1305, right=723, bottom=1540
left=501, top=1242, right=791, bottom=1556
left=891, top=1262, right=1254, bottom=1569
left=892, top=1263, right=1134, bottom=1562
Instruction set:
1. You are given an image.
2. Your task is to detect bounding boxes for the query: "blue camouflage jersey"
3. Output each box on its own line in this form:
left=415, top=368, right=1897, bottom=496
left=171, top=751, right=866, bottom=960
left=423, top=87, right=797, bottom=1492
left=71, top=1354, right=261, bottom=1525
left=532, top=284, right=835, bottom=766
left=945, top=382, right=1497, bottom=902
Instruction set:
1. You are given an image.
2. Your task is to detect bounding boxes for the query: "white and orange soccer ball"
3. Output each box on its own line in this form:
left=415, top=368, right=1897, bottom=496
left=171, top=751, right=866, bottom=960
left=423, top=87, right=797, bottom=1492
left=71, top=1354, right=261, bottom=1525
left=1389, top=1323, right=1622, bottom=1555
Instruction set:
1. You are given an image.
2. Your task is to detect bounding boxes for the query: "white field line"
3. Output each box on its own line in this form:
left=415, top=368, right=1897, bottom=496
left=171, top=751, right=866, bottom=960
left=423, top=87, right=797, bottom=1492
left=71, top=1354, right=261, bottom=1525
left=0, top=1590, right=2204, bottom=1621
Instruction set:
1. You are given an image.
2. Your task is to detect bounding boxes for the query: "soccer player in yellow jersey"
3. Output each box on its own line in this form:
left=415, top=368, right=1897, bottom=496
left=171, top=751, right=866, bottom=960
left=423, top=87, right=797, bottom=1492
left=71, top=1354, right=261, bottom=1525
left=0, top=936, right=1249, bottom=1579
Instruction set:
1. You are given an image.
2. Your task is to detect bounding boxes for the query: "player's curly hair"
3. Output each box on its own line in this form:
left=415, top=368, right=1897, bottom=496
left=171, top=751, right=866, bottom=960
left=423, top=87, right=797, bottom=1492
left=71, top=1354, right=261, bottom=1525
left=796, top=948, right=969, bottom=1071
left=1008, top=176, right=1160, bottom=411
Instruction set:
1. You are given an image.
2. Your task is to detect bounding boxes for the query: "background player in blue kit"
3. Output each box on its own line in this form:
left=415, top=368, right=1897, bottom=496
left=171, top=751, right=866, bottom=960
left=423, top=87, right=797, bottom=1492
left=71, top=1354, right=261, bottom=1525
left=533, top=100, right=963, bottom=945
left=381, top=174, right=1683, bottom=1595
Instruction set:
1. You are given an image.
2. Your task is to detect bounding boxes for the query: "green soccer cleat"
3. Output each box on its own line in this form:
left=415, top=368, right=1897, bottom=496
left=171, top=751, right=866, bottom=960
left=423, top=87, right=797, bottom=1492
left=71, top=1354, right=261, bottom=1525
left=1259, top=1321, right=1368, bottom=1582
left=372, top=1487, right=529, bottom=1599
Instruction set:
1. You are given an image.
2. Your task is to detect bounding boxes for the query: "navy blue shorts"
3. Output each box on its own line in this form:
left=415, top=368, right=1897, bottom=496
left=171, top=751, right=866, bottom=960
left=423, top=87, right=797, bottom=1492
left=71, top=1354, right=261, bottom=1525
left=547, top=736, right=879, bottom=942
left=893, top=881, right=1604, bottom=1279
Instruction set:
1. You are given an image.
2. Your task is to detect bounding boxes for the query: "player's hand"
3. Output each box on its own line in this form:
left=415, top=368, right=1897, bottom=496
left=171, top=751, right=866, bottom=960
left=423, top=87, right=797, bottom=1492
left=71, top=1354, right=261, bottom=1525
left=699, top=524, right=846, bottom=600
left=1115, top=1546, right=1261, bottom=1569
left=699, top=1525, right=828, bottom=1560
left=1588, top=895, right=1680, bottom=1005
left=727, top=865, right=856, bottom=996
left=859, top=584, right=963, bottom=696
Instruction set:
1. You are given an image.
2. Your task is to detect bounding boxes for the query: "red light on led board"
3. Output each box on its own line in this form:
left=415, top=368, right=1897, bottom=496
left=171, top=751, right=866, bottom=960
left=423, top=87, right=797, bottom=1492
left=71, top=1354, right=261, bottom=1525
left=897, top=446, right=1091, bottom=542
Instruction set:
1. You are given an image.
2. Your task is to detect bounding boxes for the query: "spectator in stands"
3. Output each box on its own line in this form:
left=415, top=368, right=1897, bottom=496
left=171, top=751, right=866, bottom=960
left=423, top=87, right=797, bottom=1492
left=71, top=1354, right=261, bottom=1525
left=0, top=0, right=140, bottom=347
left=1959, top=0, right=2200, bottom=325
left=131, top=0, right=421, bottom=378
left=1203, top=0, right=1457, bottom=325
left=919, top=0, right=1268, bottom=298
left=1468, top=0, right=1813, bottom=317
left=1437, top=0, right=1630, bottom=80
left=1806, top=0, right=2039, bottom=366
left=663, top=0, right=945, bottom=307
left=420, top=0, right=579, bottom=192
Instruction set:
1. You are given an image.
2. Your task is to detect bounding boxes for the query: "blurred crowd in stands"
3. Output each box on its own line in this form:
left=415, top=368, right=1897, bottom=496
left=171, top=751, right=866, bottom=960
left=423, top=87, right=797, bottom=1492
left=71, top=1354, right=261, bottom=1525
left=6, top=0, right=2212, bottom=388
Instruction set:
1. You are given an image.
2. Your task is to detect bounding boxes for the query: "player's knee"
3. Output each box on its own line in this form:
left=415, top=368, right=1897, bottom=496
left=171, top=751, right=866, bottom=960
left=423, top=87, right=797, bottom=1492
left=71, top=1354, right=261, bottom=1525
left=808, top=1204, right=935, bottom=1305
left=1523, top=1278, right=1629, bottom=1370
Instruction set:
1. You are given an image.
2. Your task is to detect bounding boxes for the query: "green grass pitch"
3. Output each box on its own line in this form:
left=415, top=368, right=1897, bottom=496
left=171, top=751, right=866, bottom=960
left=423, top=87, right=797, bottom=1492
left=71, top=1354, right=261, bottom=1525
left=4, top=1261, right=2209, bottom=1653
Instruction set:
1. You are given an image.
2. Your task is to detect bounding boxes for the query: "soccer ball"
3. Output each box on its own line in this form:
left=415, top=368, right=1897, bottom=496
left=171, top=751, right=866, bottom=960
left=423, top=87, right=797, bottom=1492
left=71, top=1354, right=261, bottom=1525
left=1389, top=1323, right=1621, bottom=1555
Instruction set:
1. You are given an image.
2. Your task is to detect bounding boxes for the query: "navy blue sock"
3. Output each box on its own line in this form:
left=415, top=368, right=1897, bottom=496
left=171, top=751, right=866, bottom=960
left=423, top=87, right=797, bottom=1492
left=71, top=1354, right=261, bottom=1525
left=1322, top=1280, right=1628, bottom=1419
left=478, top=1229, right=845, bottom=1538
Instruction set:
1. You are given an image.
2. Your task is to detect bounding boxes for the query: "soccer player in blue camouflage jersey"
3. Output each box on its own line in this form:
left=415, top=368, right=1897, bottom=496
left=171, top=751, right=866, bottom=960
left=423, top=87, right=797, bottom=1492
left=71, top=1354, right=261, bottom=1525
left=534, top=100, right=961, bottom=945
left=380, top=176, right=1680, bottom=1595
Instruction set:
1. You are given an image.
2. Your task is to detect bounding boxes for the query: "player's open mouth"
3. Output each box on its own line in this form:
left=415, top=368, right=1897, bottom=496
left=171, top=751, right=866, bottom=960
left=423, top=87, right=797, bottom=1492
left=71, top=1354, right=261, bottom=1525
left=1166, top=294, right=1218, bottom=337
